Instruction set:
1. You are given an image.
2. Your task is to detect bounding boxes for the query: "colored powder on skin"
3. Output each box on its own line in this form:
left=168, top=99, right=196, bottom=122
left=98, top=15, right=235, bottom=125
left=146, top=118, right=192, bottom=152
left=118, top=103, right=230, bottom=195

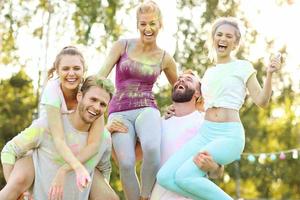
left=14, top=127, right=44, bottom=148
left=43, top=95, right=61, bottom=108
left=22, top=127, right=44, bottom=142
left=69, top=143, right=80, bottom=155
left=53, top=156, right=65, bottom=165
left=85, top=155, right=97, bottom=168
left=102, top=129, right=111, bottom=140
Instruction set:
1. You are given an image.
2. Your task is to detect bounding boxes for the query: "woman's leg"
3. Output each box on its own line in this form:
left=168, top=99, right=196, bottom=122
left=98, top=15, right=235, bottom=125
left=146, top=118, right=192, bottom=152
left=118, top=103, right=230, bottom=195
left=89, top=168, right=119, bottom=200
left=156, top=136, right=203, bottom=200
left=0, top=156, right=35, bottom=200
left=109, top=113, right=139, bottom=200
left=174, top=137, right=243, bottom=200
left=159, top=122, right=244, bottom=200
left=135, top=108, right=162, bottom=199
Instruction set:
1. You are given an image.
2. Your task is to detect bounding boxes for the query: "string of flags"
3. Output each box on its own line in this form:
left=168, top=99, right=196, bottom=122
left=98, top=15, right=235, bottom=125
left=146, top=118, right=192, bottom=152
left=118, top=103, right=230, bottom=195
left=240, top=148, right=300, bottom=164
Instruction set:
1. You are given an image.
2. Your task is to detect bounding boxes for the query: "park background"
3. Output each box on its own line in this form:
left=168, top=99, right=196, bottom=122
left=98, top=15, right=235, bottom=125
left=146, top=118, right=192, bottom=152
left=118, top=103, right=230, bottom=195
left=0, top=0, right=300, bottom=199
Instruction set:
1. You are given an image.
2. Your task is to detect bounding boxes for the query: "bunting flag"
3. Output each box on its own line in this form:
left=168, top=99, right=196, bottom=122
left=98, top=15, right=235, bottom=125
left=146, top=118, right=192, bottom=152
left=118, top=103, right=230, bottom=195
left=241, top=148, right=300, bottom=163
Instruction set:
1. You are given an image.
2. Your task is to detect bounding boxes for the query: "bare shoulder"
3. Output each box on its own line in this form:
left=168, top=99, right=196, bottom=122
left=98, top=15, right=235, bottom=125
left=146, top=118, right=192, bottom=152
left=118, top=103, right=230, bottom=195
left=161, top=51, right=176, bottom=70
left=112, top=39, right=127, bottom=50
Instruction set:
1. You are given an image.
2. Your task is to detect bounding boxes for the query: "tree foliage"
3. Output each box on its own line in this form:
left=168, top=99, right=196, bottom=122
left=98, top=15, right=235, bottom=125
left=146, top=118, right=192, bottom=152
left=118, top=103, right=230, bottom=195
left=0, top=0, right=299, bottom=199
left=0, top=69, right=37, bottom=187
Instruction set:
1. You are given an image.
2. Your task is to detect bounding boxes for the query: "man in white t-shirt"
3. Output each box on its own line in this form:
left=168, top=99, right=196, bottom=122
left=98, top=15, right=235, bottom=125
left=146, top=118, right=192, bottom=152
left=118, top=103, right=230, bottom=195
left=149, top=71, right=224, bottom=200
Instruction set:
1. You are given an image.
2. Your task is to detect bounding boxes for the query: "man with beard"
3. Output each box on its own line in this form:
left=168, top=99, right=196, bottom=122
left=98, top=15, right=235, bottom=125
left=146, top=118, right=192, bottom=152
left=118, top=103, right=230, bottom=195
left=1, top=76, right=114, bottom=200
left=150, top=70, right=224, bottom=200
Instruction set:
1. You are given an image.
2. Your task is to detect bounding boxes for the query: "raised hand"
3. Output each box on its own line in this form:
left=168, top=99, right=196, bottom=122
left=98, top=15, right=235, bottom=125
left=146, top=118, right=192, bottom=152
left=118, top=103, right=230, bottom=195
left=267, top=53, right=282, bottom=73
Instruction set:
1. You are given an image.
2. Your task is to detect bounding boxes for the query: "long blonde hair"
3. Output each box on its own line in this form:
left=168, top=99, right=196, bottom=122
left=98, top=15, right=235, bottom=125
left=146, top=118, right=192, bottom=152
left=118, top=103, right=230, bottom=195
left=47, top=46, right=86, bottom=79
left=207, top=17, right=244, bottom=62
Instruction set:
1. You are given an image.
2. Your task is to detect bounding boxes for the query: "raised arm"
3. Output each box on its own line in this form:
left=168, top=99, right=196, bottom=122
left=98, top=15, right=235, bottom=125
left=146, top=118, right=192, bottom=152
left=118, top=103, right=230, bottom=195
left=162, top=53, right=178, bottom=86
left=98, top=40, right=126, bottom=78
left=247, top=54, right=281, bottom=108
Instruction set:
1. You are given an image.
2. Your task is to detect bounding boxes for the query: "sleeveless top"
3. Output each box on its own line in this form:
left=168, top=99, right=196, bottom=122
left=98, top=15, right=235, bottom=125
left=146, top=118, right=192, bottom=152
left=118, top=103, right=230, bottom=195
left=108, top=39, right=165, bottom=114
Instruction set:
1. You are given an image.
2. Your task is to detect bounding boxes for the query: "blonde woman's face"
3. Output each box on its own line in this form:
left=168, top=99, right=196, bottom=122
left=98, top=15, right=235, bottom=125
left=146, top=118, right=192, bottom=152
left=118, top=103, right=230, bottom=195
left=137, top=12, right=161, bottom=44
left=57, top=55, right=84, bottom=92
left=213, top=24, right=239, bottom=58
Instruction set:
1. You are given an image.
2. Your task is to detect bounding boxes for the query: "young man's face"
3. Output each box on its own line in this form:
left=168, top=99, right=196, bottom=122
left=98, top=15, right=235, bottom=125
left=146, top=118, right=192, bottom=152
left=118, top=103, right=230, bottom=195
left=172, top=73, right=200, bottom=103
left=77, top=86, right=110, bottom=124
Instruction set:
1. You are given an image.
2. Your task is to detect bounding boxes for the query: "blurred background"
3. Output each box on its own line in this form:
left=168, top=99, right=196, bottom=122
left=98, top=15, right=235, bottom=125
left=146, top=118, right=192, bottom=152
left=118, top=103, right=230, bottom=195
left=0, top=0, right=299, bottom=199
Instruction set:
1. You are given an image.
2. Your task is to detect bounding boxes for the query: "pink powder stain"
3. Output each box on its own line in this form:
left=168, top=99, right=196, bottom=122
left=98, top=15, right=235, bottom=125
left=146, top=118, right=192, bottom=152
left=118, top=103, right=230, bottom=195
left=69, top=143, right=80, bottom=155
left=173, top=127, right=198, bottom=148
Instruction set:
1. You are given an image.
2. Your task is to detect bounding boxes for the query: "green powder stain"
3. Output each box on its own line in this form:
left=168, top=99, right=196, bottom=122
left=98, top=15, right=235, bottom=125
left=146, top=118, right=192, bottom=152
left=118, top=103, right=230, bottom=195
left=102, top=129, right=110, bottom=140
left=85, top=155, right=97, bottom=168
left=23, top=127, right=44, bottom=142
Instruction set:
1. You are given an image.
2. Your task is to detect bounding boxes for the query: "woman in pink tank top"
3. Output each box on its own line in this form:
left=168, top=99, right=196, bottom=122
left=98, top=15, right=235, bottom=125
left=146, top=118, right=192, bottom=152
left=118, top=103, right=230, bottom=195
left=98, top=1, right=177, bottom=200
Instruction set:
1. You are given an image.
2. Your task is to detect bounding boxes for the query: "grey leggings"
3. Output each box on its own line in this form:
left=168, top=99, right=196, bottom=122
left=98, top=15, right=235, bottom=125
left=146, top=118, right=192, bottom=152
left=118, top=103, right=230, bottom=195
left=109, top=107, right=161, bottom=200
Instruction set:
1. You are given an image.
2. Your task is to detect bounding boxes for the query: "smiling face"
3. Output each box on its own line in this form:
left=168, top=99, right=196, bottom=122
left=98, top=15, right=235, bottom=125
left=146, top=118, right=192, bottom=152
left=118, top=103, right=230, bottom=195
left=137, top=12, right=161, bottom=44
left=57, top=55, right=84, bottom=92
left=77, top=86, right=110, bottom=124
left=213, top=24, right=239, bottom=60
left=172, top=73, right=200, bottom=103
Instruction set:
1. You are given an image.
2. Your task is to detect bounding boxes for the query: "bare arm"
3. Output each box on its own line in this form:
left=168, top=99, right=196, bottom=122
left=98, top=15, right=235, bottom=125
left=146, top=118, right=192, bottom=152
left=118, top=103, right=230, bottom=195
left=162, top=53, right=178, bottom=86
left=247, top=55, right=281, bottom=108
left=2, top=164, right=13, bottom=182
left=56, top=119, right=128, bottom=175
left=97, top=40, right=126, bottom=78
left=78, top=115, right=105, bottom=162
left=47, top=114, right=105, bottom=198
left=46, top=106, right=85, bottom=171
left=57, top=115, right=106, bottom=173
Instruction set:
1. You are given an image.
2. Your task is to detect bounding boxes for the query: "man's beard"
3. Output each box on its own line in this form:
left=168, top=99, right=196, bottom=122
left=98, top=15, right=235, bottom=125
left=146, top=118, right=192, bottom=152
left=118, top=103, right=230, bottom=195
left=172, top=87, right=195, bottom=103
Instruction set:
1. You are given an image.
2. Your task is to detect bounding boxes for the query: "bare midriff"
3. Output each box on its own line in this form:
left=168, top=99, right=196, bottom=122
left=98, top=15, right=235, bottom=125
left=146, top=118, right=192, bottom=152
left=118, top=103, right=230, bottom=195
left=205, top=107, right=240, bottom=122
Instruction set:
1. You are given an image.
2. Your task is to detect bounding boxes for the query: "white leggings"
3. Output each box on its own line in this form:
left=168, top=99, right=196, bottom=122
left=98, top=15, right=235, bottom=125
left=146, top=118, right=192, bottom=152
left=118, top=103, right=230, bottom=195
left=109, top=107, right=162, bottom=200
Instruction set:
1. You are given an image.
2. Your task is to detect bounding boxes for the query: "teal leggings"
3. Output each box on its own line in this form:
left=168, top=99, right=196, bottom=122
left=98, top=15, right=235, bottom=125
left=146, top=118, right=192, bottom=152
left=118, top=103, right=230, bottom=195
left=157, top=120, right=245, bottom=200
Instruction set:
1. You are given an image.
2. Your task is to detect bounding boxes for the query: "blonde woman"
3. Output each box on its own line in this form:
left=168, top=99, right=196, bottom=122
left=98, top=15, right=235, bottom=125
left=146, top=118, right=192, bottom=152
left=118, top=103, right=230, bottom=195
left=157, top=17, right=281, bottom=199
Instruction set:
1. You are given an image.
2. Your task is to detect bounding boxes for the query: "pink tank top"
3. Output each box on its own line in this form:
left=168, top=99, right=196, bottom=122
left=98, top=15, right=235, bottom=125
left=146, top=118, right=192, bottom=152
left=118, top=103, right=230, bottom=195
left=108, top=40, right=165, bottom=114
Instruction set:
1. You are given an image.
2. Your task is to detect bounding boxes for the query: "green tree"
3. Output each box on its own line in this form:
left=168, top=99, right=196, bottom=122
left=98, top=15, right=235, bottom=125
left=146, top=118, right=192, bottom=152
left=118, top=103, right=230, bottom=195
left=1, top=0, right=299, bottom=199
left=0, top=69, right=37, bottom=187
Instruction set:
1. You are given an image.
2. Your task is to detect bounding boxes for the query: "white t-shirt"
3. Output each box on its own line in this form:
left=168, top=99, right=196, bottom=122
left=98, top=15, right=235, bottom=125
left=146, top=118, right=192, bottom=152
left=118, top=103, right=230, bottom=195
left=150, top=111, right=204, bottom=200
left=201, top=60, right=256, bottom=111
left=39, top=78, right=74, bottom=117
